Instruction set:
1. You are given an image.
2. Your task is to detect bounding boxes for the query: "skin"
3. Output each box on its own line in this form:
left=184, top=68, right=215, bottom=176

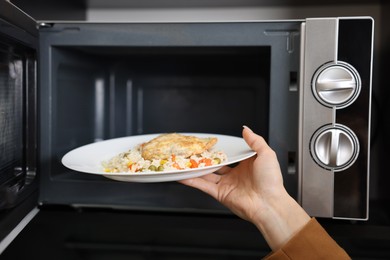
left=179, top=126, right=311, bottom=251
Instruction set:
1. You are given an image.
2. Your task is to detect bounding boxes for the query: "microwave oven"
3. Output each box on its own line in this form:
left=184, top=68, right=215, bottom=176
left=0, top=1, right=374, bottom=254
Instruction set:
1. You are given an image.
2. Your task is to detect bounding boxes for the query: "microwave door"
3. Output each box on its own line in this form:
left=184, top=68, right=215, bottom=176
left=0, top=0, right=39, bottom=254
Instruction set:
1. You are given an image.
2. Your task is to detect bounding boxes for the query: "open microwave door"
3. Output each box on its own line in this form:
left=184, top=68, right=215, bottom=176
left=0, top=0, right=39, bottom=254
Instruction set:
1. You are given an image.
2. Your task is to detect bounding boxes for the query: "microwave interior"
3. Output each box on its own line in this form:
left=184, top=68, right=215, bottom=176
left=38, top=22, right=300, bottom=212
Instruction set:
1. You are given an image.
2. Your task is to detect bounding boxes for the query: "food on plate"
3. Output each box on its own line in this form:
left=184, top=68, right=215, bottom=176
left=102, top=133, right=227, bottom=173
left=141, top=133, right=217, bottom=160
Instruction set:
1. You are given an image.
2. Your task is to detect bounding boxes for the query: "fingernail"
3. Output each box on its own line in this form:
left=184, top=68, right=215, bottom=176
left=243, top=125, right=253, bottom=132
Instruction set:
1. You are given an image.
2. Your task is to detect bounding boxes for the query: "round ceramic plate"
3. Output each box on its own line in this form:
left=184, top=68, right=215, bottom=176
left=61, top=133, right=256, bottom=182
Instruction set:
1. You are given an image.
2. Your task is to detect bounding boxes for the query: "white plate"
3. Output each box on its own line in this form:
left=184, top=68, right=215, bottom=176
left=61, top=133, right=256, bottom=182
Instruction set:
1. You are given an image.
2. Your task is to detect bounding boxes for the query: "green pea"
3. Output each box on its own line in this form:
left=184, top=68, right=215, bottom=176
left=157, top=165, right=164, bottom=171
left=148, top=165, right=157, bottom=171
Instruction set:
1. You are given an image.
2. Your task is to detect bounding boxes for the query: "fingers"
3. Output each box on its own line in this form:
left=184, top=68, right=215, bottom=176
left=202, top=173, right=222, bottom=183
left=180, top=172, right=221, bottom=186
left=179, top=177, right=218, bottom=199
left=178, top=166, right=232, bottom=201
left=215, top=166, right=231, bottom=175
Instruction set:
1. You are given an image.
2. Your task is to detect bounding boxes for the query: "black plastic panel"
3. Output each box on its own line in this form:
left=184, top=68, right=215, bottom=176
left=334, top=18, right=373, bottom=219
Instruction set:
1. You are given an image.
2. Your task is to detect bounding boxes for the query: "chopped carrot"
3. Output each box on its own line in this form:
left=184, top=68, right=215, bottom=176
left=173, top=162, right=182, bottom=170
left=200, top=158, right=212, bottom=166
left=127, top=162, right=139, bottom=172
left=190, top=159, right=199, bottom=168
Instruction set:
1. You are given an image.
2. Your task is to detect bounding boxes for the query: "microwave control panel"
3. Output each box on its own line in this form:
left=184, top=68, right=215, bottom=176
left=299, top=17, right=373, bottom=220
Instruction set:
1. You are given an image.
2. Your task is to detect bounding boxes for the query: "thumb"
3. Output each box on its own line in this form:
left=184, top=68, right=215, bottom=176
left=242, top=126, right=270, bottom=156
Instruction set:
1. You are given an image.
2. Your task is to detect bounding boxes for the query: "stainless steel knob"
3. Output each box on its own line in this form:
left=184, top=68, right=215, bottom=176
left=312, top=62, right=361, bottom=108
left=311, top=124, right=359, bottom=171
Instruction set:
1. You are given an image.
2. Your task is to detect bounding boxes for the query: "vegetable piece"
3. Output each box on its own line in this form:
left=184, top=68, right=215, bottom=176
left=148, top=165, right=157, bottom=171
left=213, top=158, right=221, bottom=164
left=173, top=162, right=182, bottom=170
left=199, top=158, right=212, bottom=166
left=190, top=159, right=199, bottom=168
left=160, top=160, right=167, bottom=165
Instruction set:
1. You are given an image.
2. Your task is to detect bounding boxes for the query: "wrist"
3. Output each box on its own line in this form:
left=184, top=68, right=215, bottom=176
left=251, top=189, right=311, bottom=251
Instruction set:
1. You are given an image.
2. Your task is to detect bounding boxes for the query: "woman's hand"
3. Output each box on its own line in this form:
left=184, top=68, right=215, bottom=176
left=179, top=126, right=311, bottom=251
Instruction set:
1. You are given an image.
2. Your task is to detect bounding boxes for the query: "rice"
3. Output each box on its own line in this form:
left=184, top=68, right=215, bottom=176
left=102, top=144, right=227, bottom=173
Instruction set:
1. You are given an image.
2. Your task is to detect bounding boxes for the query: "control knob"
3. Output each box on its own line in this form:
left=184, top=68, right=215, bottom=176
left=312, top=61, right=361, bottom=108
left=310, top=124, right=359, bottom=171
